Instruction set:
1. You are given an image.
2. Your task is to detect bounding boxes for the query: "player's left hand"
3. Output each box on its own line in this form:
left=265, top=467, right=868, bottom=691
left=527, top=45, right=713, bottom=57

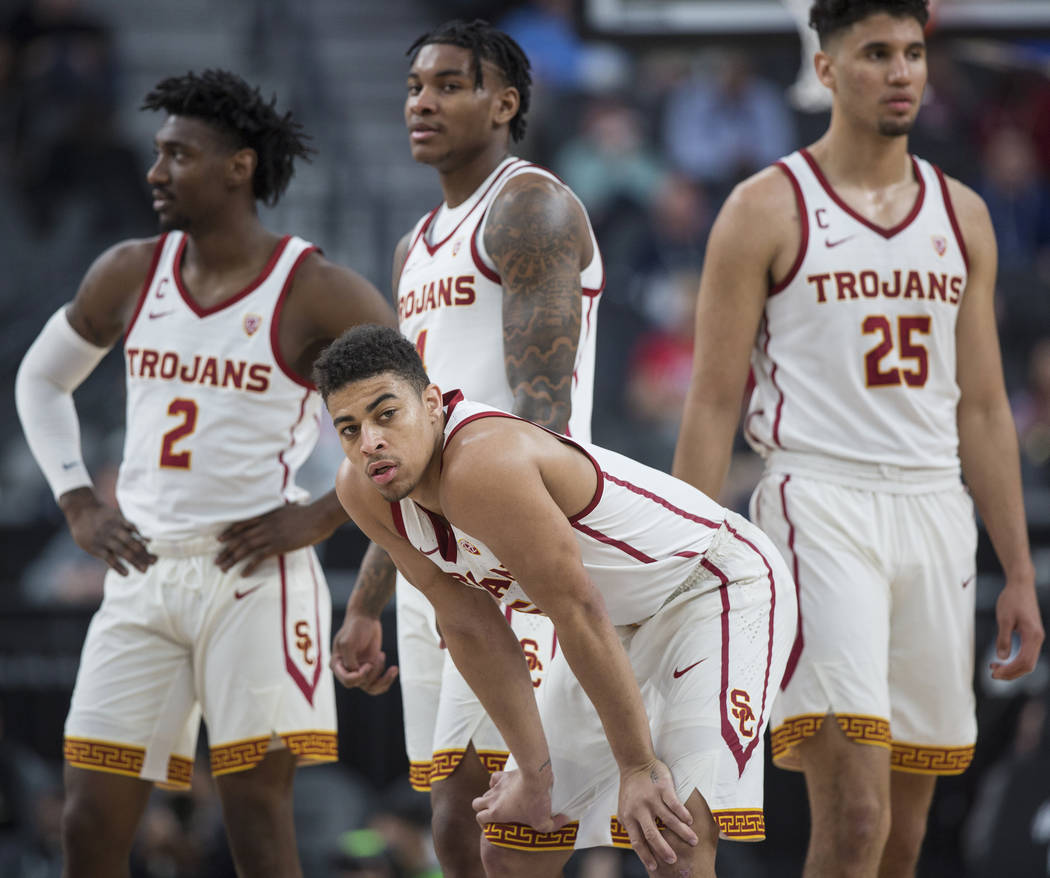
left=215, top=503, right=330, bottom=575
left=991, top=578, right=1045, bottom=680
left=617, top=759, right=697, bottom=871
left=472, top=769, right=569, bottom=834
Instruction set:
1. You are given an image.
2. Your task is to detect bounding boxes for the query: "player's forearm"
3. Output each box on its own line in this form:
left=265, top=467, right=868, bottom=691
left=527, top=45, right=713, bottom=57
left=346, top=542, right=399, bottom=619
left=958, top=401, right=1035, bottom=585
left=438, top=598, right=553, bottom=777
left=672, top=392, right=742, bottom=499
left=548, top=595, right=657, bottom=771
left=308, top=489, right=351, bottom=536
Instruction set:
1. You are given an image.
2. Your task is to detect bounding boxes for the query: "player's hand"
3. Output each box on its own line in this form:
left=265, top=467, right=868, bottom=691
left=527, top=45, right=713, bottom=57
left=330, top=614, right=398, bottom=694
left=215, top=503, right=330, bottom=575
left=59, top=487, right=156, bottom=575
left=472, top=768, right=569, bottom=834
left=991, top=578, right=1045, bottom=680
left=617, top=759, right=697, bottom=871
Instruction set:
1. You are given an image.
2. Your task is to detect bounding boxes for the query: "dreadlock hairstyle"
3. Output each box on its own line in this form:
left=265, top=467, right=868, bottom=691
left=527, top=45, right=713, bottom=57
left=809, top=0, right=929, bottom=45
left=141, top=69, right=313, bottom=206
left=314, top=325, right=431, bottom=403
left=407, top=19, right=532, bottom=142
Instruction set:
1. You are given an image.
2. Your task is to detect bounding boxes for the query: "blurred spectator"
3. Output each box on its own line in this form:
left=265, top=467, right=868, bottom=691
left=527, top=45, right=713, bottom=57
left=1, top=0, right=151, bottom=237
left=977, top=126, right=1050, bottom=276
left=909, top=46, right=981, bottom=185
left=0, top=715, right=62, bottom=878
left=1012, top=338, right=1050, bottom=496
left=660, top=49, right=796, bottom=200
left=552, top=96, right=667, bottom=222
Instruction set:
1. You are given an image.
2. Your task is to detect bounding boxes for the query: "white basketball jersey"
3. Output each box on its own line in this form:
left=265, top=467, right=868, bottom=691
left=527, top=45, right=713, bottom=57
left=392, top=393, right=731, bottom=627
left=745, top=150, right=968, bottom=470
left=397, top=157, right=603, bottom=440
left=118, top=232, right=322, bottom=539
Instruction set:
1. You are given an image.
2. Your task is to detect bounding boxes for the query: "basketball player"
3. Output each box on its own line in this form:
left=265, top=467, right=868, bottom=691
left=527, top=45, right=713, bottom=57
left=328, top=19, right=602, bottom=876
left=14, top=70, right=395, bottom=877
left=314, top=324, right=795, bottom=877
left=672, top=3, right=1044, bottom=875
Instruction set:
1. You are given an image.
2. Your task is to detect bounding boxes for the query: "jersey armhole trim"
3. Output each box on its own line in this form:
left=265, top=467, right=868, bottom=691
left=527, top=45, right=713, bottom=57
left=270, top=246, right=321, bottom=389
left=933, top=165, right=969, bottom=271
left=124, top=233, right=169, bottom=340
left=769, top=161, right=808, bottom=297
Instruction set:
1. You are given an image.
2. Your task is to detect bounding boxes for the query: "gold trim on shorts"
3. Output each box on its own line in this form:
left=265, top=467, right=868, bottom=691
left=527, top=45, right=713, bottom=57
left=891, top=740, right=973, bottom=775
left=64, top=737, right=194, bottom=790
left=210, top=730, right=337, bottom=776
left=711, top=809, right=766, bottom=840
left=410, top=760, right=433, bottom=791
left=771, top=713, right=891, bottom=770
left=483, top=821, right=579, bottom=851
left=428, top=748, right=509, bottom=786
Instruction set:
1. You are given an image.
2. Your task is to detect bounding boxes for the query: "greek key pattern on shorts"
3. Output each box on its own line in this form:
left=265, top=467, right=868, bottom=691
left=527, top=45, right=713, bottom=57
left=64, top=737, right=145, bottom=778
left=282, top=730, right=338, bottom=763
left=210, top=736, right=270, bottom=776
left=609, top=816, right=668, bottom=849
left=429, top=748, right=509, bottom=785
left=772, top=713, right=890, bottom=765
left=712, top=809, right=766, bottom=840
left=891, top=741, right=974, bottom=775
left=162, top=755, right=194, bottom=789
left=409, top=760, right=433, bottom=791
left=483, top=821, right=579, bottom=851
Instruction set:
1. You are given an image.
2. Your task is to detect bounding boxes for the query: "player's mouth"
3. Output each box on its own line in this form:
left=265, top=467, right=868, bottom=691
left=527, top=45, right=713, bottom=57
left=152, top=190, right=173, bottom=211
left=409, top=123, right=439, bottom=143
left=367, top=460, right=399, bottom=485
left=884, top=94, right=914, bottom=112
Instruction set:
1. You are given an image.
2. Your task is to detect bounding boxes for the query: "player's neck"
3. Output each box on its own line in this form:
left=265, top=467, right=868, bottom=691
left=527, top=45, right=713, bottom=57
left=439, top=144, right=511, bottom=208
left=182, top=212, right=276, bottom=275
left=810, top=123, right=912, bottom=191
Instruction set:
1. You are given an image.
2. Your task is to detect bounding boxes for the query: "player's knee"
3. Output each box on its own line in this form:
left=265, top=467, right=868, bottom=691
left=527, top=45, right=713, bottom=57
left=430, top=802, right=483, bottom=876
left=834, top=787, right=890, bottom=853
left=62, top=792, right=113, bottom=862
left=480, top=837, right=530, bottom=878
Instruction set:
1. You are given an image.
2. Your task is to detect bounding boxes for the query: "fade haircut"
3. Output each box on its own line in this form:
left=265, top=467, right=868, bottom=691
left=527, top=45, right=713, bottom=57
left=809, top=0, right=929, bottom=46
left=142, top=69, right=313, bottom=206
left=314, top=325, right=431, bottom=402
left=407, top=19, right=532, bottom=142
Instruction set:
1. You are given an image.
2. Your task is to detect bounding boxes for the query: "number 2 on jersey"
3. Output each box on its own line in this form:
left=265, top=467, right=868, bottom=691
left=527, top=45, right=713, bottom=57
left=863, top=315, right=931, bottom=388
left=160, top=398, right=198, bottom=469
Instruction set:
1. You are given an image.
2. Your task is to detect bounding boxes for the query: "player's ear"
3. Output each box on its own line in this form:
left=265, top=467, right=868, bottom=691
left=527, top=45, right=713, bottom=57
left=814, top=49, right=835, bottom=90
left=493, top=86, right=519, bottom=129
left=422, top=383, right=443, bottom=417
left=227, top=147, right=257, bottom=190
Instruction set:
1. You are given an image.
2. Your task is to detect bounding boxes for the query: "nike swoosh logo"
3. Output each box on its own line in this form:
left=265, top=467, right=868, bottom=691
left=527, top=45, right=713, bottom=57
left=825, top=235, right=854, bottom=248
left=673, top=659, right=706, bottom=678
left=234, top=583, right=265, bottom=600
left=61, top=461, right=78, bottom=470
left=962, top=575, right=975, bottom=589
left=148, top=310, right=175, bottom=320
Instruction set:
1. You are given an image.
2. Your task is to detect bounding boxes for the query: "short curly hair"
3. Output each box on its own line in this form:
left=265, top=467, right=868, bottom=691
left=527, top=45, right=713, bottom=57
left=407, top=19, right=532, bottom=143
left=314, top=325, right=431, bottom=402
left=141, top=69, right=313, bottom=206
left=809, top=0, right=929, bottom=46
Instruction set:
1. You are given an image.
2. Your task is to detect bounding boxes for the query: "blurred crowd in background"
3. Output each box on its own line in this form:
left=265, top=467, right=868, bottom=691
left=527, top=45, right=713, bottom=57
left=0, top=0, right=1048, bottom=874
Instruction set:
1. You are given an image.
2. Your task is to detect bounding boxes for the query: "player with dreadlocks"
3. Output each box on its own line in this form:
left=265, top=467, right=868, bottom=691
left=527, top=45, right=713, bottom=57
left=15, top=68, right=395, bottom=876
left=328, top=18, right=605, bottom=877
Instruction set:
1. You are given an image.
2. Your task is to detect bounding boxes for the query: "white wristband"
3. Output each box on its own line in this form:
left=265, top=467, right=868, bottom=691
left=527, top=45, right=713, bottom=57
left=15, top=306, right=112, bottom=500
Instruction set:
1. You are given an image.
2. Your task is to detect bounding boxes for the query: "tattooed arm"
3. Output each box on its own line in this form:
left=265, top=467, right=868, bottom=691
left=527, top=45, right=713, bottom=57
left=485, top=173, right=592, bottom=432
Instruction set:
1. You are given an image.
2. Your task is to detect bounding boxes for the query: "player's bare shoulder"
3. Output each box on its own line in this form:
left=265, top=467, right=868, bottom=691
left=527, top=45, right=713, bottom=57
left=287, top=249, right=393, bottom=324
left=67, top=236, right=164, bottom=347
left=938, top=172, right=994, bottom=250
left=720, top=164, right=800, bottom=255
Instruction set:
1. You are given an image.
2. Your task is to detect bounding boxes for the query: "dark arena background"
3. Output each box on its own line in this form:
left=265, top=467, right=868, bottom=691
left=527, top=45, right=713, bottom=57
left=0, top=0, right=1048, bottom=875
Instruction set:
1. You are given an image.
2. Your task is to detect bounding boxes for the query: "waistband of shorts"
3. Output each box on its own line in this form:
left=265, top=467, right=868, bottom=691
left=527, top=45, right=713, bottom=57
left=765, top=450, right=962, bottom=494
left=145, top=535, right=223, bottom=558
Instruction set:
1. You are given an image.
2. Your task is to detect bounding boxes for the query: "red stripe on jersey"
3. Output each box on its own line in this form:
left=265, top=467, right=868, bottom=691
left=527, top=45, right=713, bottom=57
left=770, top=163, right=808, bottom=296
left=571, top=521, right=657, bottom=563
left=124, top=233, right=169, bottom=340
left=934, top=164, right=969, bottom=271
left=801, top=149, right=926, bottom=239
left=777, top=475, right=804, bottom=688
left=277, top=389, right=312, bottom=496
left=600, top=472, right=721, bottom=529
left=270, top=245, right=321, bottom=389
left=390, top=502, right=408, bottom=540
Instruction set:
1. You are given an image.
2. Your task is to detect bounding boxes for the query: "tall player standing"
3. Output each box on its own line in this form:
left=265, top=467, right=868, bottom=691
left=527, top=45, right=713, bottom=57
left=672, top=2, right=1043, bottom=876
left=15, top=70, right=395, bottom=877
left=328, top=19, right=603, bottom=877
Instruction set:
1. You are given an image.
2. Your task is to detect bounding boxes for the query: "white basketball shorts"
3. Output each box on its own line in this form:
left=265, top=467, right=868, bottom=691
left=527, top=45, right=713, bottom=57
left=64, top=538, right=337, bottom=788
left=484, top=511, right=797, bottom=851
left=751, top=459, right=978, bottom=776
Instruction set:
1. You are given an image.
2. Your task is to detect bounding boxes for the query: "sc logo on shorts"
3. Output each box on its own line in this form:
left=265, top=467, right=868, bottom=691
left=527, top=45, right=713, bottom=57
left=294, top=620, right=315, bottom=666
left=730, top=688, right=756, bottom=738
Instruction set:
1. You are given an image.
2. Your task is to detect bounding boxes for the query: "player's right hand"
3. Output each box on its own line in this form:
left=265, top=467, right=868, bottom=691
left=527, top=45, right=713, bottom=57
left=330, top=614, right=398, bottom=694
left=471, top=768, right=569, bottom=834
left=59, top=487, right=156, bottom=575
left=617, top=759, right=697, bottom=871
